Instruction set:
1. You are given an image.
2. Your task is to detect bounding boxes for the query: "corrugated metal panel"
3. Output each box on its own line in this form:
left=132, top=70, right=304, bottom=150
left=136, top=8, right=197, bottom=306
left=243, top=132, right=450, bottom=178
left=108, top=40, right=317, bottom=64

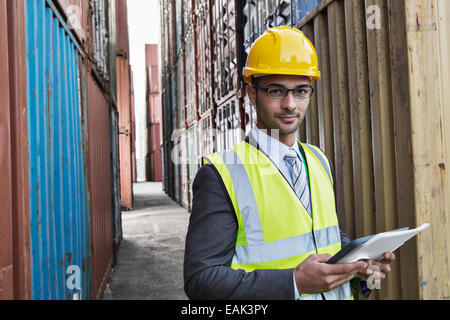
left=215, top=104, right=227, bottom=152
left=294, top=0, right=450, bottom=299
left=86, top=74, right=113, bottom=300
left=291, top=0, right=323, bottom=25
left=5, top=0, right=32, bottom=300
left=25, top=0, right=91, bottom=299
left=147, top=123, right=163, bottom=182
left=115, top=0, right=129, bottom=55
left=180, top=129, right=189, bottom=209
left=116, top=57, right=133, bottom=210
left=55, top=0, right=88, bottom=44
left=0, top=0, right=14, bottom=300
left=212, top=0, right=241, bottom=106
left=107, top=0, right=117, bottom=105
left=176, top=55, right=186, bottom=128
left=175, top=0, right=183, bottom=55
left=184, top=26, right=197, bottom=125
left=242, top=95, right=256, bottom=136
left=199, top=111, right=216, bottom=159
left=187, top=123, right=199, bottom=210
left=109, top=108, right=122, bottom=254
left=88, top=0, right=108, bottom=78
left=196, top=0, right=213, bottom=116
left=130, top=70, right=136, bottom=183
left=174, top=140, right=180, bottom=204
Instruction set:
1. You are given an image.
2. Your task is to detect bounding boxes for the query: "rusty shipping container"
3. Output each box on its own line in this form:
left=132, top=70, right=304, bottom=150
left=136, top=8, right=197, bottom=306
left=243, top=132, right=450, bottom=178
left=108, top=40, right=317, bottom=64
left=186, top=123, right=199, bottom=210
left=198, top=111, right=216, bottom=160
left=212, top=0, right=242, bottom=106
left=116, top=56, right=133, bottom=210
left=115, top=0, right=129, bottom=56
left=54, top=0, right=88, bottom=46
left=0, top=0, right=123, bottom=300
left=146, top=46, right=163, bottom=183
left=1, top=0, right=16, bottom=300
left=24, top=0, right=92, bottom=299
left=115, top=1, right=133, bottom=210
left=85, top=73, right=114, bottom=300
left=196, top=0, right=214, bottom=116
left=1, top=0, right=32, bottom=300
left=293, top=0, right=450, bottom=299
left=184, top=26, right=198, bottom=126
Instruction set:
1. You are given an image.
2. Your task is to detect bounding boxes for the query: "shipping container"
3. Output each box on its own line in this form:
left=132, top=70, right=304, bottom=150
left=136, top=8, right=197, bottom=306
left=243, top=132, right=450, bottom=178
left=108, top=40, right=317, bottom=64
left=293, top=0, right=450, bottom=299
left=291, top=0, right=323, bottom=26
left=184, top=26, right=198, bottom=125
left=175, top=0, right=184, bottom=56
left=130, top=70, right=137, bottom=183
left=186, top=123, right=199, bottom=210
left=146, top=44, right=163, bottom=182
left=215, top=95, right=243, bottom=151
left=198, top=110, right=216, bottom=159
left=85, top=73, right=114, bottom=300
left=212, top=0, right=242, bottom=106
left=160, top=0, right=450, bottom=300
left=109, top=108, right=122, bottom=259
left=0, top=0, right=15, bottom=300
left=196, top=0, right=214, bottom=116
left=174, top=141, right=180, bottom=204
left=25, top=0, right=92, bottom=299
left=55, top=0, right=88, bottom=45
left=179, top=129, right=189, bottom=209
left=0, top=0, right=127, bottom=300
left=88, top=0, right=109, bottom=78
left=242, top=94, right=256, bottom=136
left=115, top=0, right=129, bottom=56
left=116, top=56, right=133, bottom=210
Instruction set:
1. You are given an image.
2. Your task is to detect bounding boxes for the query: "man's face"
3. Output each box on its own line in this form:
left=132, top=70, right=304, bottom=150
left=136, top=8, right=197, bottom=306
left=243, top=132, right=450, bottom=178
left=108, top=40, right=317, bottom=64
left=246, top=74, right=311, bottom=136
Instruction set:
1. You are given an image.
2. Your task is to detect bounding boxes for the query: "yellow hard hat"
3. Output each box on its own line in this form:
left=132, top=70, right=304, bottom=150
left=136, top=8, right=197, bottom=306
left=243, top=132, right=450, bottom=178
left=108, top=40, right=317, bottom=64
left=242, top=26, right=320, bottom=84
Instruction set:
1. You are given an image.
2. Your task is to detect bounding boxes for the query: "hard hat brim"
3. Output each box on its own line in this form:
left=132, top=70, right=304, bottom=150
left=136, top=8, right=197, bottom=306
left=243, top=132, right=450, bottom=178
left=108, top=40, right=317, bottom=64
left=243, top=66, right=321, bottom=84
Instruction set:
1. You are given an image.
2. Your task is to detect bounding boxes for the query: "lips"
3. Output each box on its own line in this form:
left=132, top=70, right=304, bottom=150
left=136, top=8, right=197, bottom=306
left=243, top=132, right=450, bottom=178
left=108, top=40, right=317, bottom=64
left=278, top=115, right=298, bottom=122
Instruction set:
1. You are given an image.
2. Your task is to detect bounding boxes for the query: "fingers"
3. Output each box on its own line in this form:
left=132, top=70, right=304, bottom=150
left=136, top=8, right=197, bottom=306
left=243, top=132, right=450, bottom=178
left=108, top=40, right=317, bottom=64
left=330, top=260, right=368, bottom=275
left=310, top=254, right=332, bottom=263
left=380, top=252, right=395, bottom=263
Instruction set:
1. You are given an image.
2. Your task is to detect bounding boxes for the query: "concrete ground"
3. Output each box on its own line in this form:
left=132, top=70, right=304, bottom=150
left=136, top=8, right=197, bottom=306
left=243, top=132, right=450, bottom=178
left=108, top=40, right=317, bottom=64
left=102, top=182, right=189, bottom=300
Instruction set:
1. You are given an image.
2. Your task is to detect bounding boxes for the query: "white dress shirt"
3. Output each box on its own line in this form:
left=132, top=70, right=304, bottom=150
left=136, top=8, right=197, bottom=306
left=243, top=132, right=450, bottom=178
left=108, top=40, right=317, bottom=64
left=250, top=126, right=307, bottom=299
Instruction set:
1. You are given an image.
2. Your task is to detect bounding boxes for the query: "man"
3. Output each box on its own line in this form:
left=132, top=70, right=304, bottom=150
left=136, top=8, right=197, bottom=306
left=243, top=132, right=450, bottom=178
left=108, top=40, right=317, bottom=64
left=183, top=26, right=394, bottom=300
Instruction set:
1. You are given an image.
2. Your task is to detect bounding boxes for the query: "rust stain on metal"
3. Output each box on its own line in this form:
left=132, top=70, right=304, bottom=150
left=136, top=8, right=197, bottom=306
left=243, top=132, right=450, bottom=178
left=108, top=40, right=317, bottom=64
left=67, top=252, right=72, bottom=264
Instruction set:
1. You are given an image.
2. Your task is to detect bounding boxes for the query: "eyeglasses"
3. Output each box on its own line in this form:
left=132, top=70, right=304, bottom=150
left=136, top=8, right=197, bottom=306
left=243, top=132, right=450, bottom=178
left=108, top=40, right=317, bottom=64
left=252, top=84, right=314, bottom=100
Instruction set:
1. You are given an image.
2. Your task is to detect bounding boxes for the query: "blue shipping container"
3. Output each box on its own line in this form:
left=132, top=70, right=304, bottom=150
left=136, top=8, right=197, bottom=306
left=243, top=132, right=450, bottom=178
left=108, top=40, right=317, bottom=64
left=292, top=0, right=324, bottom=26
left=25, top=0, right=91, bottom=299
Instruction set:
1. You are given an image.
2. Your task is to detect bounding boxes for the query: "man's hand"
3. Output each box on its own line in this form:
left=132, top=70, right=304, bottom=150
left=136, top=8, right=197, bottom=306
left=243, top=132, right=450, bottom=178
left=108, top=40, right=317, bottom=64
left=356, top=252, right=395, bottom=284
left=294, top=254, right=368, bottom=294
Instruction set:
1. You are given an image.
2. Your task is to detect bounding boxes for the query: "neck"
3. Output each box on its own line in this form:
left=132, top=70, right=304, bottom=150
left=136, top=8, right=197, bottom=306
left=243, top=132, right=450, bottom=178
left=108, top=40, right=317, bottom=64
left=255, top=125, right=297, bottom=147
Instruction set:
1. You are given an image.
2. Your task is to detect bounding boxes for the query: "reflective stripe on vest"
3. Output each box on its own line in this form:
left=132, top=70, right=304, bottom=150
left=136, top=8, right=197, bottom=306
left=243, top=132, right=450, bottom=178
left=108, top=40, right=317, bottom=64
left=204, top=140, right=352, bottom=300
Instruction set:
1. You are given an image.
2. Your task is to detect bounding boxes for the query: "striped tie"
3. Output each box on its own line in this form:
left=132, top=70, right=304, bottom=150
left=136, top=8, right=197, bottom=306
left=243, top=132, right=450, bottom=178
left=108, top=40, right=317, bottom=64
left=284, top=148, right=311, bottom=216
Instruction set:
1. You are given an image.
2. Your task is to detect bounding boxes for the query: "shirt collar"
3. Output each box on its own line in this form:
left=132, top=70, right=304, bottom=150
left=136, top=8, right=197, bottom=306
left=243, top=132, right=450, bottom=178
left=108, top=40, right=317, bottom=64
left=250, top=126, right=302, bottom=167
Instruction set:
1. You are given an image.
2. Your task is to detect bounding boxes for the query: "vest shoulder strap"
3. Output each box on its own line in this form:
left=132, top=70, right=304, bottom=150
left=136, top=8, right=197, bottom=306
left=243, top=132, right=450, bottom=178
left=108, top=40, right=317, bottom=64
left=302, top=143, right=333, bottom=186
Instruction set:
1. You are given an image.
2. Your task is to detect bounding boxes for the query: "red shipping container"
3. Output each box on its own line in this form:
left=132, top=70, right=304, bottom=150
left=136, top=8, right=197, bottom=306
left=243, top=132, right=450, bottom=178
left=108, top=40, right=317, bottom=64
left=86, top=73, right=114, bottom=300
left=116, top=0, right=130, bottom=55
left=116, top=56, right=133, bottom=210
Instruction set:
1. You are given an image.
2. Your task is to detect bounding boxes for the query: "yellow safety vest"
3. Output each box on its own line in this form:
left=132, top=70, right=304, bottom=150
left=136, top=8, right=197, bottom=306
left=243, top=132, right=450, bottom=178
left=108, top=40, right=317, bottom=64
left=203, top=139, right=353, bottom=300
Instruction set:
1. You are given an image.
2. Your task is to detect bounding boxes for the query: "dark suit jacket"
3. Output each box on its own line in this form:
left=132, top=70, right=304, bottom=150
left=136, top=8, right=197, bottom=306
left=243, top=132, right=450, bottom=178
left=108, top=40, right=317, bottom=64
left=183, top=144, right=356, bottom=300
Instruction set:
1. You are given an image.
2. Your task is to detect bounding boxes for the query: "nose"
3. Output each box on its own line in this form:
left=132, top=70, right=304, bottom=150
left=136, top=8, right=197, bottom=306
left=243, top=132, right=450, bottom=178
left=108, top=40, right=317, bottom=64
left=280, top=91, right=297, bottom=111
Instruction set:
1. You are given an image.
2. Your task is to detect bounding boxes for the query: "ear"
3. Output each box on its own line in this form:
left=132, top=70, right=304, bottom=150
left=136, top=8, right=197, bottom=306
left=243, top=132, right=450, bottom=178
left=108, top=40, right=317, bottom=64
left=246, top=85, right=257, bottom=106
